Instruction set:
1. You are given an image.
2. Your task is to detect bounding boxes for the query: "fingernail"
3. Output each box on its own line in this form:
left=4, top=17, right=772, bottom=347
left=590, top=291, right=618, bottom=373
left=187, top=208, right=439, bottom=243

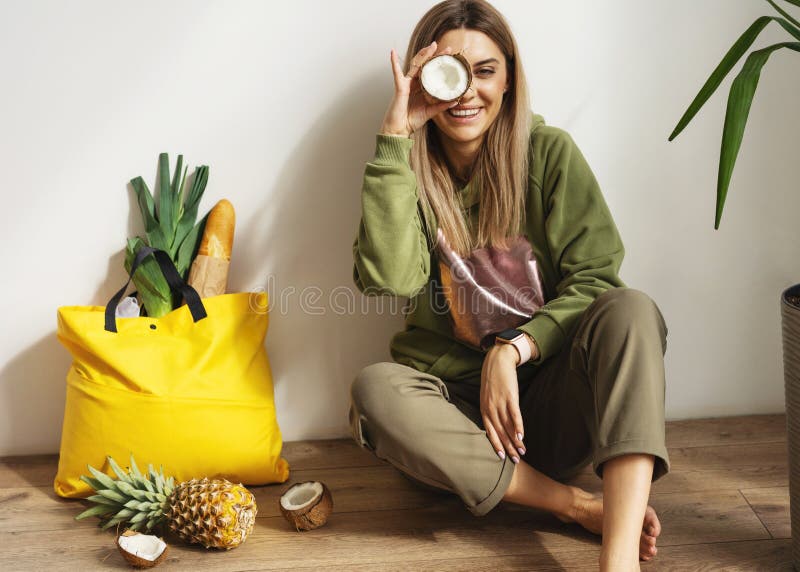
left=496, top=450, right=505, bottom=460
left=512, top=456, right=519, bottom=464
left=517, top=447, right=526, bottom=456
left=517, top=432, right=524, bottom=441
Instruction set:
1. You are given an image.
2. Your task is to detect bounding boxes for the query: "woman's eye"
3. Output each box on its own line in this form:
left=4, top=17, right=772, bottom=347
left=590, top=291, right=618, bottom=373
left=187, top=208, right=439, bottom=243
left=476, top=68, right=495, bottom=76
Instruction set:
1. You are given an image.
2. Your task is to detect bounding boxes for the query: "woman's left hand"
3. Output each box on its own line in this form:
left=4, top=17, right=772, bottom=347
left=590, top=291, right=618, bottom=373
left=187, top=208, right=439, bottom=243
left=480, top=345, right=526, bottom=463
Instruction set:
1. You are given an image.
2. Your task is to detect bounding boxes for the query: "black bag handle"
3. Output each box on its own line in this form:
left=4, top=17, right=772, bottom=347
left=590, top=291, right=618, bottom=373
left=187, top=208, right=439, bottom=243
left=105, top=246, right=207, bottom=333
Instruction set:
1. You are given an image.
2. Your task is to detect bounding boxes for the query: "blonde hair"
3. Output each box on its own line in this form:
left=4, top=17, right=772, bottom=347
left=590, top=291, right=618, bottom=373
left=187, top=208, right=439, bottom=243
left=406, top=0, right=531, bottom=257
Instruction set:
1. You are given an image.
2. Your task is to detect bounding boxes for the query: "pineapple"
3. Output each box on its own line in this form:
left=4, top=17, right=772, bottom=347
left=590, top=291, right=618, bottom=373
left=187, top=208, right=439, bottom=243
left=75, top=455, right=257, bottom=550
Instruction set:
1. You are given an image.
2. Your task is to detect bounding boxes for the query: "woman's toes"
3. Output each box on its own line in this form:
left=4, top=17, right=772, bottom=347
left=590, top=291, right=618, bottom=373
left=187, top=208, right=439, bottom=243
left=639, top=543, right=657, bottom=561
left=644, top=506, right=661, bottom=537
left=640, top=533, right=657, bottom=560
left=640, top=550, right=652, bottom=561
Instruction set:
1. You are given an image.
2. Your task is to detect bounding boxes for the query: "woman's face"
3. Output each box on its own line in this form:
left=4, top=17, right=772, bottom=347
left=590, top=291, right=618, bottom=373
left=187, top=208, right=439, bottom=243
left=429, top=28, right=509, bottom=149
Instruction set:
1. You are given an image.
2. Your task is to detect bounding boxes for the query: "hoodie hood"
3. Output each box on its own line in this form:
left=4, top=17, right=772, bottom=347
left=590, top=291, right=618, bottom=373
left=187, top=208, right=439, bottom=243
left=530, top=112, right=546, bottom=134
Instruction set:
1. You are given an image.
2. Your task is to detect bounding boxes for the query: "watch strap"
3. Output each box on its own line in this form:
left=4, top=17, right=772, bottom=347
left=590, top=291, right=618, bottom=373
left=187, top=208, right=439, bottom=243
left=495, top=330, right=532, bottom=365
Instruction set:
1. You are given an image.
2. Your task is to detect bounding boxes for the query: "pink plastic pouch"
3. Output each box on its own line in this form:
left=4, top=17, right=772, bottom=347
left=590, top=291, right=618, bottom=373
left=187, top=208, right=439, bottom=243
left=436, top=227, right=546, bottom=351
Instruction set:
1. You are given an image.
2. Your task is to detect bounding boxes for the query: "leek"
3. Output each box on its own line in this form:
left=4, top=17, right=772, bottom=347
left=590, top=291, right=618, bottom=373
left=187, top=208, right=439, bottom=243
left=126, top=153, right=209, bottom=317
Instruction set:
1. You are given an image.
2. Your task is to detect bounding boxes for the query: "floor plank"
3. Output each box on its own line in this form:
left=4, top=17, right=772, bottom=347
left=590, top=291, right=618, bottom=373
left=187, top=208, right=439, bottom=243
left=741, top=486, right=792, bottom=539
left=0, top=454, right=60, bottom=488
left=665, top=414, right=786, bottom=448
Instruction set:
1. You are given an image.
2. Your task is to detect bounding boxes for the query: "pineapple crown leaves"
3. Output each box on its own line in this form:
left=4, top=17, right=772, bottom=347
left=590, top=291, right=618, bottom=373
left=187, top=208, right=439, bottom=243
left=75, top=454, right=175, bottom=533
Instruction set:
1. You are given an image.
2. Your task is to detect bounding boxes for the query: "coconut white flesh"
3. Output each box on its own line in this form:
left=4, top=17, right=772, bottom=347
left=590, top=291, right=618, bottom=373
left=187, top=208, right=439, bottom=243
left=118, top=533, right=167, bottom=561
left=281, top=482, right=322, bottom=510
left=420, top=55, right=469, bottom=101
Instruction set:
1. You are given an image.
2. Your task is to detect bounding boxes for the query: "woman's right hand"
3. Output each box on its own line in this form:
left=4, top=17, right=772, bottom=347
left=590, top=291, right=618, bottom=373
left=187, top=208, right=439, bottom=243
left=380, top=41, right=459, bottom=138
left=480, top=344, right=526, bottom=464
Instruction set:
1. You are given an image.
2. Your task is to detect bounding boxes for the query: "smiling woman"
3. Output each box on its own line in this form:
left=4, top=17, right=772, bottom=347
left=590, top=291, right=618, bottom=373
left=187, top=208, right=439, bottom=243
left=349, top=1, right=671, bottom=570
left=400, top=6, right=531, bottom=260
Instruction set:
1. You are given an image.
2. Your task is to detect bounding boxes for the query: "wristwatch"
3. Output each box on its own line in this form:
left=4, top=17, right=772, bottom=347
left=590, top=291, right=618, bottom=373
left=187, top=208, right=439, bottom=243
left=495, top=328, right=532, bottom=366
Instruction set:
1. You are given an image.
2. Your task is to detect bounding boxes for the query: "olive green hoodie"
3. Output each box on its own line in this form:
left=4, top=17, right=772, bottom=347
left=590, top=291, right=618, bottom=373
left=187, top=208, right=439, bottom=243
left=352, top=114, right=625, bottom=382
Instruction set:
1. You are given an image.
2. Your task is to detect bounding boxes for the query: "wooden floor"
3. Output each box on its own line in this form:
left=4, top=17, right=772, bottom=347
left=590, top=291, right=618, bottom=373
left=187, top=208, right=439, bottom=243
left=0, top=414, right=794, bottom=571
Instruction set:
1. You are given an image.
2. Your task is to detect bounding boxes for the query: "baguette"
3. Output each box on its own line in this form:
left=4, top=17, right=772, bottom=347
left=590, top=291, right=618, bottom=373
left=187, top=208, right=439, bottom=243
left=188, top=199, right=235, bottom=297
left=199, top=198, right=235, bottom=260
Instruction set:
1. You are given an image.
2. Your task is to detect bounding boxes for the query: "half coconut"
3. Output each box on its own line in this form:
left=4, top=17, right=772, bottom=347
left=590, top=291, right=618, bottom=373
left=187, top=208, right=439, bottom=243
left=116, top=529, right=169, bottom=568
left=419, top=53, right=472, bottom=102
left=279, top=481, right=333, bottom=532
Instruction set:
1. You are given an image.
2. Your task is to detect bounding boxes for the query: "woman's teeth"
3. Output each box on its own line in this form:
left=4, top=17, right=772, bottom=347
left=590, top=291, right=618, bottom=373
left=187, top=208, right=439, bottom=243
left=448, top=108, right=480, bottom=117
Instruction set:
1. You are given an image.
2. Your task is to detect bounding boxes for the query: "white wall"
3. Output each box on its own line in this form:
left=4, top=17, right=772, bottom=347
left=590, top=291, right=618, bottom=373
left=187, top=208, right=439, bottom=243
left=1, top=0, right=797, bottom=455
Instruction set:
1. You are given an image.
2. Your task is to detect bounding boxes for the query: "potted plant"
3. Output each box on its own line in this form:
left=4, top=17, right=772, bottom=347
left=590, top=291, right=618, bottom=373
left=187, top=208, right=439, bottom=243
left=668, top=0, right=800, bottom=565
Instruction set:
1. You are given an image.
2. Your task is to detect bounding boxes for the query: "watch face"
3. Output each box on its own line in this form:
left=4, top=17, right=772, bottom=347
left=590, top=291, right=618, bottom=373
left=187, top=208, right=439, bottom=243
left=497, top=328, right=524, bottom=341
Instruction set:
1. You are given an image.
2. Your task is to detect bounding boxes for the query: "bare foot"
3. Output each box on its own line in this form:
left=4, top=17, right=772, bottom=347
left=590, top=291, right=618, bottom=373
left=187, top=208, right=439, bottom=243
left=555, top=488, right=661, bottom=562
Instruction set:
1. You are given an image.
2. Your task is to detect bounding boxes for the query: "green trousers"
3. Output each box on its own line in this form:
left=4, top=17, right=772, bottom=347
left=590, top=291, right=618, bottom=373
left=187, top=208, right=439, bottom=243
left=349, top=287, right=670, bottom=516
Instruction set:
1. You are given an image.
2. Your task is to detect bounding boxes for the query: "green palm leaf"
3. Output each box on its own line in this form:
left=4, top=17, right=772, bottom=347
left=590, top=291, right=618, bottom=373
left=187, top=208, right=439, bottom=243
left=768, top=0, right=800, bottom=27
left=669, top=16, right=800, bottom=142
left=670, top=3, right=800, bottom=229
left=714, top=41, right=800, bottom=228
left=669, top=16, right=772, bottom=141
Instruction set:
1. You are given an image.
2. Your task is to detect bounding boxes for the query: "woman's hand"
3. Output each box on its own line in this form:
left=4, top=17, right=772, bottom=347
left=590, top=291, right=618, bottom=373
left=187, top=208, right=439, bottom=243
left=480, top=344, right=526, bottom=463
left=380, top=41, right=458, bottom=138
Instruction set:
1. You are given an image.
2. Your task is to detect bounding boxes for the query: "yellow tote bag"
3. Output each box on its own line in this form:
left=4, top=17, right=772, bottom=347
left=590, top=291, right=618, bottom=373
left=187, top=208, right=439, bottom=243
left=54, top=247, right=289, bottom=498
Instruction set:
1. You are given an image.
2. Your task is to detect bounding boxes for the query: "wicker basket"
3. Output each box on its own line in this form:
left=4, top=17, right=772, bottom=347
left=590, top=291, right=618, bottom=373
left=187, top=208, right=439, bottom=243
left=781, top=283, right=800, bottom=570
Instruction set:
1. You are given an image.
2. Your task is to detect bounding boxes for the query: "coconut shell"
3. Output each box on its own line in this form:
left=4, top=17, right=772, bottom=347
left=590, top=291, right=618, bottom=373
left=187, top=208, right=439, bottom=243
left=279, top=481, right=334, bottom=532
left=420, top=52, right=473, bottom=103
left=116, top=529, right=169, bottom=569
